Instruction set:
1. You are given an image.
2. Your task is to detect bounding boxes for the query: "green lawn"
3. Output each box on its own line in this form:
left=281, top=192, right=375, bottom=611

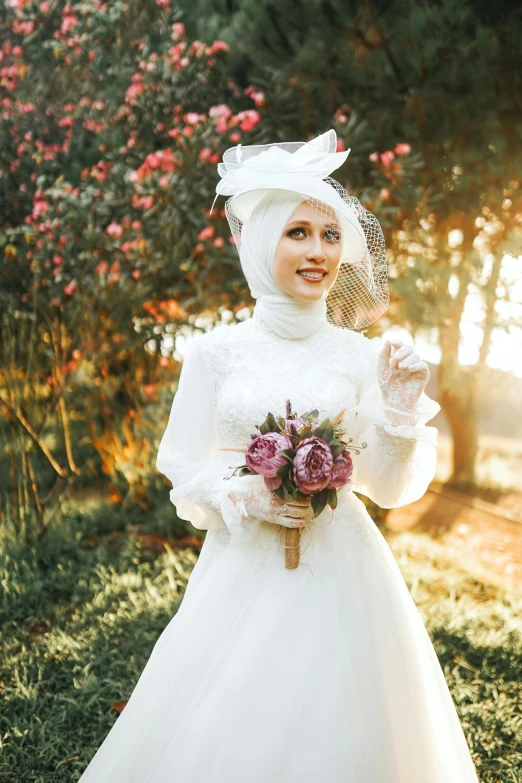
left=1, top=505, right=520, bottom=782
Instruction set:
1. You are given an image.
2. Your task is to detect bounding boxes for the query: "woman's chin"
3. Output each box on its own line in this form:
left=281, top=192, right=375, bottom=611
left=291, top=282, right=328, bottom=301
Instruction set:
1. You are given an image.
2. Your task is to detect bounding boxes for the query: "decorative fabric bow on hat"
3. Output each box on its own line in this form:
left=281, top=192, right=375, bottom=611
left=210, top=130, right=352, bottom=216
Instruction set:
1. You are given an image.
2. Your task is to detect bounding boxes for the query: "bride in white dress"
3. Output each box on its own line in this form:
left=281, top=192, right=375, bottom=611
left=78, top=131, right=480, bottom=782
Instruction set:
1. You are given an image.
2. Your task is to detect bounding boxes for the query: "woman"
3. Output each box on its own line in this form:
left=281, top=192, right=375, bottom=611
left=78, top=130, right=480, bottom=781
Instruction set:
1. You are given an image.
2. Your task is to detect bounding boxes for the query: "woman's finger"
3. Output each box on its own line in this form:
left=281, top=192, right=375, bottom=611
left=391, top=344, right=413, bottom=365
left=397, top=352, right=419, bottom=369
left=407, top=361, right=429, bottom=375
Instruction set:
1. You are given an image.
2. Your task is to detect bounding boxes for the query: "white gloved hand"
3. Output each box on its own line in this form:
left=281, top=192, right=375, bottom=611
left=377, top=339, right=430, bottom=426
left=231, top=480, right=315, bottom=529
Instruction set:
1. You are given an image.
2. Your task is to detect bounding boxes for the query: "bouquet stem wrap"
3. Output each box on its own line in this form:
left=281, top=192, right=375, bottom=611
left=284, top=527, right=301, bottom=570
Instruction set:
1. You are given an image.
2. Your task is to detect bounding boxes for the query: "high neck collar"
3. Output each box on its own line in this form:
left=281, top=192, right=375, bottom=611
left=252, top=294, right=328, bottom=340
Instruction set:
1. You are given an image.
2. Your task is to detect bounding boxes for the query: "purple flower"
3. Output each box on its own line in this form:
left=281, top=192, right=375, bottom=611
left=292, top=437, right=333, bottom=495
left=245, top=432, right=293, bottom=478
left=284, top=416, right=304, bottom=437
left=328, top=448, right=353, bottom=489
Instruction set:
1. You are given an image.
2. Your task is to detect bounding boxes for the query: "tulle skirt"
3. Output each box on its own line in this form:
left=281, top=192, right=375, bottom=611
left=78, top=491, right=479, bottom=782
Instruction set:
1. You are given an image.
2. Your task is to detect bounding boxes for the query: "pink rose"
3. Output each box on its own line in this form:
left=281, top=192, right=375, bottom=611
left=328, top=449, right=353, bottom=489
left=292, top=437, right=333, bottom=495
left=245, top=432, right=293, bottom=478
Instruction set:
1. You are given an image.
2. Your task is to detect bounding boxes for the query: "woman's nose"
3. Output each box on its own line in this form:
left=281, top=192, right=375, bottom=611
left=305, top=232, right=326, bottom=261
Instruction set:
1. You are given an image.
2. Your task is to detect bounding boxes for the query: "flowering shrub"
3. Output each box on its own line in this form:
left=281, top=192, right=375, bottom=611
left=0, top=2, right=265, bottom=538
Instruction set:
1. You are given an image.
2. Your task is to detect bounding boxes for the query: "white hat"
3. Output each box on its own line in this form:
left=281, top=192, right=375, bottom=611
left=211, top=129, right=389, bottom=330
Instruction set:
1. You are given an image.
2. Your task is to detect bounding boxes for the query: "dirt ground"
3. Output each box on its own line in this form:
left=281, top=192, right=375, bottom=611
left=385, top=481, right=522, bottom=592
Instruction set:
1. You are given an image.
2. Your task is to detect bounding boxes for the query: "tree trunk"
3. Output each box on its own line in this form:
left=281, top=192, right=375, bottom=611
left=438, top=312, right=479, bottom=488
left=438, top=363, right=479, bottom=488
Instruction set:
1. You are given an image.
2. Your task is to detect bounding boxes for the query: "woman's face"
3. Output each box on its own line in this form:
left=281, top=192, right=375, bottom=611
left=272, top=200, right=343, bottom=301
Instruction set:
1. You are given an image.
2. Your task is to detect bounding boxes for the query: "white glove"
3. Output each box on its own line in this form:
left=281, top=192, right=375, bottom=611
left=230, top=480, right=315, bottom=529
left=377, top=339, right=430, bottom=425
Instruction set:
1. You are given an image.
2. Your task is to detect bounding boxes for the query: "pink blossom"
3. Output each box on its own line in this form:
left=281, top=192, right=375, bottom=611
left=209, top=104, right=232, bottom=120
left=380, top=151, right=395, bottom=167
left=292, top=437, right=333, bottom=495
left=63, top=280, right=77, bottom=296
left=208, top=40, right=229, bottom=55
left=245, top=432, right=293, bottom=478
left=230, top=132, right=241, bottom=142
left=394, top=143, right=411, bottom=155
left=369, top=152, right=379, bottom=162
left=244, top=86, right=265, bottom=107
left=106, top=221, right=123, bottom=238
left=336, top=138, right=345, bottom=152
left=171, top=22, right=185, bottom=39
left=184, top=112, right=206, bottom=125
left=235, top=109, right=260, bottom=132
left=198, top=226, right=214, bottom=241
left=334, top=107, right=349, bottom=123
left=327, top=449, right=353, bottom=489
left=380, top=188, right=390, bottom=200
left=213, top=237, right=224, bottom=248
left=53, top=254, right=63, bottom=265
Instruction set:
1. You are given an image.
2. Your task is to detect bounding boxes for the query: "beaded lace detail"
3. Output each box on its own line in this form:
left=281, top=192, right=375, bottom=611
left=204, top=315, right=363, bottom=458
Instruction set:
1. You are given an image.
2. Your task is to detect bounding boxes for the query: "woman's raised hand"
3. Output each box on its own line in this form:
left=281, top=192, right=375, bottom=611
left=376, top=338, right=430, bottom=425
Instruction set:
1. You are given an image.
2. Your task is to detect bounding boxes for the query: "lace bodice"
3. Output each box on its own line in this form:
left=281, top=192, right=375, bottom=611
left=156, top=310, right=441, bottom=544
left=208, top=313, right=363, bottom=459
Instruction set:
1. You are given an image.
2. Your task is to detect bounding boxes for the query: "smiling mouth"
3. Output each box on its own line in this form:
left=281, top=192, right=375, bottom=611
left=296, top=270, right=328, bottom=280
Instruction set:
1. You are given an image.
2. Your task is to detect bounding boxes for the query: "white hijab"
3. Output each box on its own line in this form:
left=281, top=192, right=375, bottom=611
left=239, top=191, right=331, bottom=340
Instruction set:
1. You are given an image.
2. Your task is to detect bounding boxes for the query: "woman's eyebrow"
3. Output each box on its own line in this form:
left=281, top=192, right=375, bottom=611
left=286, top=219, right=340, bottom=229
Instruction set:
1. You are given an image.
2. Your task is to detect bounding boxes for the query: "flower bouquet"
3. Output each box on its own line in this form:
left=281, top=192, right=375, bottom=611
left=220, top=400, right=367, bottom=570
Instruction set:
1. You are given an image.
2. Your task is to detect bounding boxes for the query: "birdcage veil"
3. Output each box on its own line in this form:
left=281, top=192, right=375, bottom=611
left=210, top=130, right=389, bottom=330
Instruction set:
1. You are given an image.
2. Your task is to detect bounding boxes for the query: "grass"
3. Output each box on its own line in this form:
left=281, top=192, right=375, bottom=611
left=0, top=504, right=521, bottom=782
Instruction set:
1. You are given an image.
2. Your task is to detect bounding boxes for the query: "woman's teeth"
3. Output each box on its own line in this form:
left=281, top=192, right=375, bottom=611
left=297, top=271, right=326, bottom=279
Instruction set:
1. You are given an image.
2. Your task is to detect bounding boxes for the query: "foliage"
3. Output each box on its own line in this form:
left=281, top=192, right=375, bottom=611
left=184, top=0, right=522, bottom=484
left=0, top=2, right=268, bottom=539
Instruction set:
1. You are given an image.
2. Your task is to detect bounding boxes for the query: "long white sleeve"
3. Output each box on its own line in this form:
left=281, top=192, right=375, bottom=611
left=349, top=336, right=441, bottom=508
left=156, top=334, right=234, bottom=532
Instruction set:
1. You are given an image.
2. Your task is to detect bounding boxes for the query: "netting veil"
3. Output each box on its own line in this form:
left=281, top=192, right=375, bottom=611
left=210, top=129, right=389, bottom=330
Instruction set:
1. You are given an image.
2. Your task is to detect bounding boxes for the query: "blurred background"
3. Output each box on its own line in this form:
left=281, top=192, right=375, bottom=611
left=0, top=1, right=521, bottom=780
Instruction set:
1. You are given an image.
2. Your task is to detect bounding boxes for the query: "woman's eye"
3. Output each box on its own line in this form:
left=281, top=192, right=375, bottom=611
left=325, top=229, right=341, bottom=242
left=287, top=227, right=340, bottom=241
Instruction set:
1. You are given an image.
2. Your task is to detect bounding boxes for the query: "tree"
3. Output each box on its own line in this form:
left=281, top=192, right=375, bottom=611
left=184, top=0, right=522, bottom=487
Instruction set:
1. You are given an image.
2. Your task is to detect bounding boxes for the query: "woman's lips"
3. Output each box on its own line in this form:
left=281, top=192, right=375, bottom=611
left=296, top=270, right=327, bottom=283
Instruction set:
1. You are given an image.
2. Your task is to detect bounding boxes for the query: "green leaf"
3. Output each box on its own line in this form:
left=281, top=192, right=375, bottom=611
left=311, top=489, right=328, bottom=517
left=282, top=474, right=295, bottom=495
left=313, top=418, right=334, bottom=443
left=273, top=484, right=285, bottom=500
left=276, top=462, right=291, bottom=477
left=327, top=487, right=338, bottom=509
left=330, top=441, right=344, bottom=460
left=259, top=411, right=283, bottom=434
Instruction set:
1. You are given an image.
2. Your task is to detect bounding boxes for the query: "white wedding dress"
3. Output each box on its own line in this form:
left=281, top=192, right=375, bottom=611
left=78, top=310, right=480, bottom=782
